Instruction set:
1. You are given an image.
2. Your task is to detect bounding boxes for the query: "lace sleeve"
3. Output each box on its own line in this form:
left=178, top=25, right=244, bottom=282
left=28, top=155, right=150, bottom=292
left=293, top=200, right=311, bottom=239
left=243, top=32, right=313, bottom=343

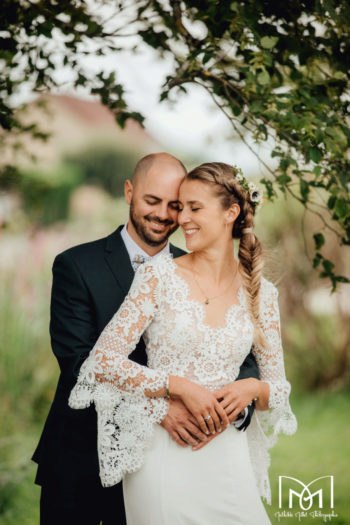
left=68, top=260, right=169, bottom=487
left=252, top=279, right=297, bottom=440
left=246, top=279, right=297, bottom=504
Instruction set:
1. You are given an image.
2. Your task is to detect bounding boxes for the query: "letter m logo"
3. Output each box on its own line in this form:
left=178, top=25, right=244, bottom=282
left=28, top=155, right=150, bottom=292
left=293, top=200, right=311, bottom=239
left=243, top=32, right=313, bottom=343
left=278, top=476, right=334, bottom=511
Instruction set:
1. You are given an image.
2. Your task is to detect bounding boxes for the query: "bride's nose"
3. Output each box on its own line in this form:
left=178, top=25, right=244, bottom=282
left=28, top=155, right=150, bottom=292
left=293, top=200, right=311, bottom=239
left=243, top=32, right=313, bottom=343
left=178, top=208, right=190, bottom=225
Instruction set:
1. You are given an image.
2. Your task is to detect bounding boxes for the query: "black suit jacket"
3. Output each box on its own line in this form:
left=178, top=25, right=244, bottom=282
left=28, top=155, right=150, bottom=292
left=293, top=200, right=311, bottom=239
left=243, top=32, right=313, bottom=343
left=32, top=226, right=259, bottom=503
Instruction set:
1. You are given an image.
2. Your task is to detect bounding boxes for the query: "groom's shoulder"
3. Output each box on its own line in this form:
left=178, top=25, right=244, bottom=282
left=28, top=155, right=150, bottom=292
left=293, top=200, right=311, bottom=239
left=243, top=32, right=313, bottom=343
left=55, top=227, right=121, bottom=264
left=170, top=243, right=186, bottom=258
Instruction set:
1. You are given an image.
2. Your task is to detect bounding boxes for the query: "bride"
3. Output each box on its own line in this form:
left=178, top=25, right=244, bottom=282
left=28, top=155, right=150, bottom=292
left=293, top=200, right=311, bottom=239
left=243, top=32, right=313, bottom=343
left=69, top=162, right=297, bottom=524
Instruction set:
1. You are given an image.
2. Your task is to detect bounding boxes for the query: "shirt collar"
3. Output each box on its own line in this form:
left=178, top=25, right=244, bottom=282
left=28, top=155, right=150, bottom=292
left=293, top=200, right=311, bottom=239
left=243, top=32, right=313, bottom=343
left=120, top=222, right=170, bottom=265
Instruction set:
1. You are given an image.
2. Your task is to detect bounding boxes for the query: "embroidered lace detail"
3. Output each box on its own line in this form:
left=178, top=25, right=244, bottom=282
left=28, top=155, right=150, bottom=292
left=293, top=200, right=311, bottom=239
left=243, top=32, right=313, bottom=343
left=69, top=261, right=169, bottom=486
left=69, top=253, right=297, bottom=499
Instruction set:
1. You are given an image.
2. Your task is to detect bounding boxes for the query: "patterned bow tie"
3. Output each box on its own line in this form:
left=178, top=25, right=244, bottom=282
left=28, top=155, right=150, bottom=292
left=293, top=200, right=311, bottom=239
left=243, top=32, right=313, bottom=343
left=131, top=254, right=151, bottom=271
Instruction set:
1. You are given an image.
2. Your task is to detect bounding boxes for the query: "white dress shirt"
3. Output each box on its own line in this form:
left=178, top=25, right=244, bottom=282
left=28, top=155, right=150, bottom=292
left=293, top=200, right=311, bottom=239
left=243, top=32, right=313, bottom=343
left=121, top=222, right=170, bottom=268
left=120, top=223, right=248, bottom=429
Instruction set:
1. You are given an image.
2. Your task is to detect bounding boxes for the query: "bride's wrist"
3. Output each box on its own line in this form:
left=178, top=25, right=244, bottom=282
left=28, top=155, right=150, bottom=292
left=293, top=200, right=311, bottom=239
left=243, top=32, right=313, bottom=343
left=248, top=377, right=261, bottom=401
left=168, top=375, right=188, bottom=400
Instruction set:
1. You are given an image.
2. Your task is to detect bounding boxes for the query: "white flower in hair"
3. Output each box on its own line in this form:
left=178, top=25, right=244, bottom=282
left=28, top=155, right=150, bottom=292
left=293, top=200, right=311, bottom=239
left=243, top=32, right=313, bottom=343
left=232, top=164, right=264, bottom=211
left=250, top=188, right=264, bottom=202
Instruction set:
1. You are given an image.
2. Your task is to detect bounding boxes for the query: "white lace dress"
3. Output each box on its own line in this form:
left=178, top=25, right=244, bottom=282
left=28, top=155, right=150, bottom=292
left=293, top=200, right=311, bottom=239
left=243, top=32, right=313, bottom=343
left=69, top=253, right=297, bottom=524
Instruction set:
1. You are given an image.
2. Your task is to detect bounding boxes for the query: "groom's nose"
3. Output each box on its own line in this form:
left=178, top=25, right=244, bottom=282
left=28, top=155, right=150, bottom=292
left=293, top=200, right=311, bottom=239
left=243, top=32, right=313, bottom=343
left=154, top=202, right=172, bottom=222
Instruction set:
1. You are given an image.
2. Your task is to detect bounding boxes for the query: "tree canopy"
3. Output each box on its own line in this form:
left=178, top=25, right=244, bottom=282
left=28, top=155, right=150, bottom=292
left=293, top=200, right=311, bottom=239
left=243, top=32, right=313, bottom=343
left=1, top=0, right=350, bottom=289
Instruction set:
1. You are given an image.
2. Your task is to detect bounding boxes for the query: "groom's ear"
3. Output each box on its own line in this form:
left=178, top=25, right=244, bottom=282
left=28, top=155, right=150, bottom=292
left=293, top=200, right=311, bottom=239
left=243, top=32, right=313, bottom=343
left=124, top=180, right=133, bottom=205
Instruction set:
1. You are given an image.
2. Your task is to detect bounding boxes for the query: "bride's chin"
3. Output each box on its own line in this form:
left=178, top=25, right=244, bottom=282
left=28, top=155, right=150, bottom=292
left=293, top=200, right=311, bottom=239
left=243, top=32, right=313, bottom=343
left=185, top=239, right=205, bottom=251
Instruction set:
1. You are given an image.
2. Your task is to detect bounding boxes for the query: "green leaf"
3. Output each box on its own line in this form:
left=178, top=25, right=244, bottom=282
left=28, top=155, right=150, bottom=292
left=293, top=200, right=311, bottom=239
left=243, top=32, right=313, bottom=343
left=250, top=101, right=264, bottom=113
left=312, top=253, right=323, bottom=268
left=257, top=70, right=270, bottom=85
left=322, top=259, right=335, bottom=273
left=300, top=179, right=309, bottom=201
left=335, top=275, right=350, bottom=283
left=335, top=198, right=347, bottom=218
left=276, top=174, right=292, bottom=184
left=333, top=71, right=347, bottom=80
left=309, top=148, right=321, bottom=163
left=313, top=233, right=325, bottom=250
left=203, top=53, right=212, bottom=64
left=260, top=36, right=279, bottom=49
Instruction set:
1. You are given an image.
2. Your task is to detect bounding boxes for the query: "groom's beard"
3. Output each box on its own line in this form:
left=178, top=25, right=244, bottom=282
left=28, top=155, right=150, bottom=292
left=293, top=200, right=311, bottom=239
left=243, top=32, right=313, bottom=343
left=129, top=200, right=178, bottom=247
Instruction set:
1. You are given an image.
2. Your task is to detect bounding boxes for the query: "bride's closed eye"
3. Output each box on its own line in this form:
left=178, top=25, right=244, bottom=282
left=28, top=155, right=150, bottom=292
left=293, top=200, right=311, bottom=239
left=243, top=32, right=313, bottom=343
left=178, top=208, right=201, bottom=213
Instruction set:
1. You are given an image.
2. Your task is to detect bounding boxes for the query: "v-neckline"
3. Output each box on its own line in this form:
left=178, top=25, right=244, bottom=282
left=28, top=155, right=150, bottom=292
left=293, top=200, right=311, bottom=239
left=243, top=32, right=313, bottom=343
left=168, top=256, right=245, bottom=332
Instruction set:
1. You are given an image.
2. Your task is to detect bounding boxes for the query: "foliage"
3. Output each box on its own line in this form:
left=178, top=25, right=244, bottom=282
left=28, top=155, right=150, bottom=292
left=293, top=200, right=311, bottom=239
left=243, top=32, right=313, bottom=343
left=1, top=0, right=350, bottom=289
left=65, top=146, right=140, bottom=197
left=17, top=163, right=82, bottom=226
left=254, top=190, right=350, bottom=389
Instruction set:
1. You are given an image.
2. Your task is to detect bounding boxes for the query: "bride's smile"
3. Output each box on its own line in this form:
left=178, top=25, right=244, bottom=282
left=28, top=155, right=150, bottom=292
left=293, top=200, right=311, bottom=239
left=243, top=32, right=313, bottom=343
left=178, top=178, right=240, bottom=253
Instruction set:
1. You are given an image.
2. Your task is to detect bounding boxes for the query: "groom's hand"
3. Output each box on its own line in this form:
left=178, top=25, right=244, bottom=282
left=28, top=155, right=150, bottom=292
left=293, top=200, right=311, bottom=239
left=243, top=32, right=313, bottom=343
left=160, top=398, right=209, bottom=447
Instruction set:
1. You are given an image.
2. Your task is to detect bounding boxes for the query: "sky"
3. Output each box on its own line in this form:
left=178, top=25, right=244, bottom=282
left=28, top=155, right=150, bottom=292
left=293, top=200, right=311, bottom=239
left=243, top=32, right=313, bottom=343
left=86, top=44, right=274, bottom=176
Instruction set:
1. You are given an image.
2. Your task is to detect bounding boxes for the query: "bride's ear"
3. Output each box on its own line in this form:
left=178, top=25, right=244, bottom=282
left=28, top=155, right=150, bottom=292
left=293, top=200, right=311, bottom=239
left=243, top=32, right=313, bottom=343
left=224, top=203, right=240, bottom=226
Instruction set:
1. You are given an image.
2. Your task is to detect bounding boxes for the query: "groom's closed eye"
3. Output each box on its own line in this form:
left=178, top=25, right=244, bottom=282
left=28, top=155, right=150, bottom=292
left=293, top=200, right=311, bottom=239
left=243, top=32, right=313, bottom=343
left=169, top=203, right=181, bottom=211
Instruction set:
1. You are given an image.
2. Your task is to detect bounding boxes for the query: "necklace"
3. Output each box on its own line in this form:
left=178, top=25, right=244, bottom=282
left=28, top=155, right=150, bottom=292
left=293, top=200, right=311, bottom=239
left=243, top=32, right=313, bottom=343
left=192, top=260, right=239, bottom=305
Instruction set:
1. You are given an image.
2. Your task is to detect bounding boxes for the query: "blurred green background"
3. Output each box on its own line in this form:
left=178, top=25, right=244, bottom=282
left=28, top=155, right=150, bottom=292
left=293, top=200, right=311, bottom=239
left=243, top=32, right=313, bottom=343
left=0, top=94, right=349, bottom=525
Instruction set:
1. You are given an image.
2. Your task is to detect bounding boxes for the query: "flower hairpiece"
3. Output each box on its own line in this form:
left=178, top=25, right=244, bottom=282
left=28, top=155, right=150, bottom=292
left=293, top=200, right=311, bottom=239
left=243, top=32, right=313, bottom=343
left=232, top=166, right=264, bottom=212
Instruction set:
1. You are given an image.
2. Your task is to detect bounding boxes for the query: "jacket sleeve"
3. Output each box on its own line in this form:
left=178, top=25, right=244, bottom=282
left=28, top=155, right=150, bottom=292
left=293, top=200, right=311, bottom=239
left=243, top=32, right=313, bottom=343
left=50, top=250, right=98, bottom=382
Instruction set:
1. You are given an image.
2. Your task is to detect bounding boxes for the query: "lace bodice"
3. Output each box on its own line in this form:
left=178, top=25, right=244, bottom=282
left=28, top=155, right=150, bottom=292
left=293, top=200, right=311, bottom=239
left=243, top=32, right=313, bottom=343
left=69, top=253, right=297, bottom=503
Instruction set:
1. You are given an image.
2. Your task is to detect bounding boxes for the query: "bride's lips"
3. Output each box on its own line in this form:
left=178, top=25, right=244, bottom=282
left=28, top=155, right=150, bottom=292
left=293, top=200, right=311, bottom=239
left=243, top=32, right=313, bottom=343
left=183, top=228, right=199, bottom=238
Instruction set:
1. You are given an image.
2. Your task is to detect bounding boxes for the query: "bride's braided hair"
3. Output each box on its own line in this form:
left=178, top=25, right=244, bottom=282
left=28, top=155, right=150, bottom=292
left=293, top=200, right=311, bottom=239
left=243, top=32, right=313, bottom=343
left=185, top=162, right=268, bottom=349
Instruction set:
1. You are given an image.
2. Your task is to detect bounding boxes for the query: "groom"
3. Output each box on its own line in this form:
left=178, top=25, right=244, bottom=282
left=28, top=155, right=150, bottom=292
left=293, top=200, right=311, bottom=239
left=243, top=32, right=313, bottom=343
left=32, top=152, right=259, bottom=525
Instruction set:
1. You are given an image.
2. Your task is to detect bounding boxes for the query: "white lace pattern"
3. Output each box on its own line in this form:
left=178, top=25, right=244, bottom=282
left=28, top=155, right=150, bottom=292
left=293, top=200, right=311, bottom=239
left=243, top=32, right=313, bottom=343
left=69, top=253, right=297, bottom=502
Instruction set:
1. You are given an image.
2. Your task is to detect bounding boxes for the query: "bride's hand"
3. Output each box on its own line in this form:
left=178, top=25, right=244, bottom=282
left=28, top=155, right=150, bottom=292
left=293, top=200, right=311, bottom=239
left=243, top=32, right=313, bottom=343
left=169, top=376, right=229, bottom=435
left=214, top=378, right=261, bottom=420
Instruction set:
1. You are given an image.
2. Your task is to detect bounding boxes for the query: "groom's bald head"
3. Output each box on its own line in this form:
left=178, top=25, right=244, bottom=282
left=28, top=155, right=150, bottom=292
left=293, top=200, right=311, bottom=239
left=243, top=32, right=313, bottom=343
left=131, top=152, right=187, bottom=187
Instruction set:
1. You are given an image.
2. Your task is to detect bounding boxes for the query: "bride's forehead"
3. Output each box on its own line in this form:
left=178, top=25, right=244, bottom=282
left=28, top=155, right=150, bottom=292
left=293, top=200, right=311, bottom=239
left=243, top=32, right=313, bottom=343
left=179, top=178, right=216, bottom=200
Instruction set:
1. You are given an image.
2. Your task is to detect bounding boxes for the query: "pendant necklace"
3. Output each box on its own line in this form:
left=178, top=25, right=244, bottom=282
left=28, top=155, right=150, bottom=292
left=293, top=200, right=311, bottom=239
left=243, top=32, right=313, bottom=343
left=192, top=261, right=239, bottom=305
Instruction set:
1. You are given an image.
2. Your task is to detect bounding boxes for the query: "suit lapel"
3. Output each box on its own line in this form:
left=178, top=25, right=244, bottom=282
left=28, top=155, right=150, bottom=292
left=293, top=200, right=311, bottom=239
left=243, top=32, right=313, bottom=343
left=104, top=226, right=134, bottom=295
left=104, top=226, right=186, bottom=294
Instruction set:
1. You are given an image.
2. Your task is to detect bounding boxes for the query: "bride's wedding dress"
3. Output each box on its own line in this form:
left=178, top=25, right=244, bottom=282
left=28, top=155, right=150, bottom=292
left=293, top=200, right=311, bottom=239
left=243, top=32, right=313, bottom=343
left=69, top=253, right=297, bottom=524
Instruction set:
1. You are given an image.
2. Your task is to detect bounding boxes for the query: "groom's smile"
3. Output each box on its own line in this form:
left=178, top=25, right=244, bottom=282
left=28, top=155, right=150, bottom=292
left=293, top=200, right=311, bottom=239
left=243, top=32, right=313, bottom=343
left=124, top=153, right=187, bottom=254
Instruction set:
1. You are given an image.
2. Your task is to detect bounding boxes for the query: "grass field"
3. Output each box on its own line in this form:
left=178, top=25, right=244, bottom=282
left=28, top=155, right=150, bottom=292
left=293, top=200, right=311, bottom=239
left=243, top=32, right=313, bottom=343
left=0, top=391, right=349, bottom=524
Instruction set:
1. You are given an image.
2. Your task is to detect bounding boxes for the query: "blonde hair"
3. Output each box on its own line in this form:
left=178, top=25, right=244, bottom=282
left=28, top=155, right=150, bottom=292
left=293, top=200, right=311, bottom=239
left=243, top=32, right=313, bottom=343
left=186, top=162, right=268, bottom=350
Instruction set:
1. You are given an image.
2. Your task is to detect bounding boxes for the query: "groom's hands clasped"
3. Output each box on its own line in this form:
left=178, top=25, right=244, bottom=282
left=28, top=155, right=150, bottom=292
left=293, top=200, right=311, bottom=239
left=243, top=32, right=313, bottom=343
left=160, top=398, right=210, bottom=448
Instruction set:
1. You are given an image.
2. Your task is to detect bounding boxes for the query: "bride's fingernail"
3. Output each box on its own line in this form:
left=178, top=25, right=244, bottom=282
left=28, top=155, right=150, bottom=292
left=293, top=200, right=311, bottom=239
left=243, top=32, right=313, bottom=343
left=218, top=428, right=222, bottom=433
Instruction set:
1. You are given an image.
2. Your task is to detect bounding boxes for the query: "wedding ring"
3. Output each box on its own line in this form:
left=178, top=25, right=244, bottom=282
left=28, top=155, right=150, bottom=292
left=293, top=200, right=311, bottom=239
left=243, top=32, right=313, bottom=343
left=204, top=415, right=211, bottom=421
